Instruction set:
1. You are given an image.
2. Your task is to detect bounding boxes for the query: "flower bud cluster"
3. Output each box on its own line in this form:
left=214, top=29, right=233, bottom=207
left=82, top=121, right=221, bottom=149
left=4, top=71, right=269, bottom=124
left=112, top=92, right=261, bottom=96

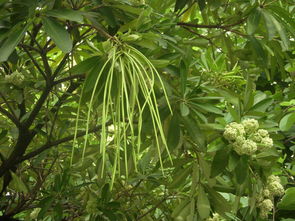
left=259, top=199, right=273, bottom=219
left=266, top=175, right=284, bottom=197
left=223, top=119, right=273, bottom=155
left=4, top=71, right=24, bottom=86
left=206, top=213, right=226, bottom=221
left=257, top=175, right=284, bottom=219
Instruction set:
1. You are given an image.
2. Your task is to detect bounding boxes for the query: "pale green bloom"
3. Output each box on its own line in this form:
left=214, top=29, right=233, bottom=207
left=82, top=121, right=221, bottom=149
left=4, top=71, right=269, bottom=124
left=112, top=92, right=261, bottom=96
left=267, top=181, right=284, bottom=196
left=233, top=138, right=257, bottom=155
left=259, top=199, right=273, bottom=218
left=258, top=129, right=269, bottom=138
left=206, top=213, right=225, bottom=221
left=223, top=122, right=245, bottom=141
left=263, top=188, right=270, bottom=198
left=5, top=71, right=24, bottom=86
left=242, top=119, right=259, bottom=134
left=267, top=175, right=284, bottom=197
left=260, top=137, right=273, bottom=149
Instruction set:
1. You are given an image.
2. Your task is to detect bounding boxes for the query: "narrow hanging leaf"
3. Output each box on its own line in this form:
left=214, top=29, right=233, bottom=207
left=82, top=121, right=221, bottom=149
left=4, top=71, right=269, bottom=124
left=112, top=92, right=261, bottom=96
left=197, top=186, right=210, bottom=219
left=261, top=10, right=276, bottom=40
left=247, top=8, right=261, bottom=35
left=0, top=23, right=29, bottom=62
left=167, top=114, right=181, bottom=151
left=210, top=146, right=230, bottom=178
left=42, top=17, right=72, bottom=53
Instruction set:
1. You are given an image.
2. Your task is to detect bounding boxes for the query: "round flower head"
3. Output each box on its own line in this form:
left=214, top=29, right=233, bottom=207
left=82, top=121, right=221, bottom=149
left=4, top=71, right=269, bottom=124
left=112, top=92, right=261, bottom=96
left=260, top=199, right=273, bottom=210
left=223, top=122, right=245, bottom=141
left=267, top=175, right=280, bottom=183
left=241, top=139, right=257, bottom=155
left=5, top=71, right=24, bottom=86
left=260, top=137, right=273, bottom=149
left=250, top=132, right=262, bottom=143
left=242, top=119, right=259, bottom=134
left=232, top=136, right=246, bottom=155
left=259, top=199, right=273, bottom=218
left=267, top=181, right=284, bottom=196
left=258, top=129, right=269, bottom=138
left=263, top=188, right=270, bottom=198
left=233, top=138, right=257, bottom=155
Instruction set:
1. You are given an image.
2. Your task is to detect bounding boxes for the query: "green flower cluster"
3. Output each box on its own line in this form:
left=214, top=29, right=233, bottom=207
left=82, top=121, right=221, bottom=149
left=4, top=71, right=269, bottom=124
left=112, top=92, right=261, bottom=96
left=223, top=119, right=273, bottom=155
left=4, top=70, right=24, bottom=86
left=257, top=175, right=284, bottom=218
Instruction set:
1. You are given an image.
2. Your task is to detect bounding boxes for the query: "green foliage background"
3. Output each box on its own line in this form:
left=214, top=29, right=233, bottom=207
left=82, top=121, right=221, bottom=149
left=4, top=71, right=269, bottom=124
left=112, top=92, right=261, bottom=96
left=0, top=0, right=294, bottom=220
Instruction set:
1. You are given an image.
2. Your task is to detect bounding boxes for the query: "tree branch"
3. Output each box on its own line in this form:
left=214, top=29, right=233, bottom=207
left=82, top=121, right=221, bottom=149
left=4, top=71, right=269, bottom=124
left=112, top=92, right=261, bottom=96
left=53, top=73, right=85, bottom=85
left=177, top=18, right=246, bottom=29
left=0, top=92, right=18, bottom=121
left=0, top=106, right=21, bottom=128
left=20, top=45, right=47, bottom=79
left=18, top=121, right=112, bottom=163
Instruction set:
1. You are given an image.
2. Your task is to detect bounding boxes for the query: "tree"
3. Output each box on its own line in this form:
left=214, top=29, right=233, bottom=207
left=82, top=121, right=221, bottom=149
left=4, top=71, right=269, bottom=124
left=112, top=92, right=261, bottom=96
left=0, top=0, right=294, bottom=220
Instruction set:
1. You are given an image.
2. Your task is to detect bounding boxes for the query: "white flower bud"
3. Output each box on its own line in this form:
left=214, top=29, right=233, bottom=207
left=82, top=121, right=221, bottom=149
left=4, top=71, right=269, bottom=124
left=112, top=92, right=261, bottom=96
left=242, top=119, right=259, bottom=134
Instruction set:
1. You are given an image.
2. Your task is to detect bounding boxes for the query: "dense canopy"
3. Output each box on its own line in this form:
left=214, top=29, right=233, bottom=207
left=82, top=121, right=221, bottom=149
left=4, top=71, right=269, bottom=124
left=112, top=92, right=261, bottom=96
left=0, top=0, right=295, bottom=220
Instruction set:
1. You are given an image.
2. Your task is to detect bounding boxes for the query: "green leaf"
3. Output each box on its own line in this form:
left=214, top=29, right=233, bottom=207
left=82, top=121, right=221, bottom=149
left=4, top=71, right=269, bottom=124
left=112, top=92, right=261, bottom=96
left=247, top=8, right=261, bottom=35
left=197, top=0, right=206, bottom=11
left=248, top=98, right=273, bottom=112
left=211, top=146, right=230, bottom=178
left=174, top=0, right=188, bottom=12
left=182, top=116, right=206, bottom=151
left=97, top=7, right=117, bottom=27
left=279, top=112, right=295, bottom=131
left=206, top=186, right=231, bottom=215
left=169, top=165, right=192, bottom=189
left=38, top=196, right=54, bottom=219
left=10, top=171, right=28, bottom=193
left=192, top=103, right=223, bottom=115
left=45, top=9, right=83, bottom=22
left=180, top=60, right=187, bottom=96
left=42, top=17, right=72, bottom=53
left=278, top=187, right=295, bottom=210
left=69, top=56, right=100, bottom=75
left=0, top=23, right=29, bottom=62
left=262, top=10, right=289, bottom=49
left=180, top=102, right=190, bottom=116
left=235, top=156, right=248, bottom=184
left=167, top=114, right=181, bottom=151
left=197, top=186, right=210, bottom=219
left=112, top=4, right=142, bottom=15
left=262, top=10, right=277, bottom=40
left=249, top=36, right=267, bottom=65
